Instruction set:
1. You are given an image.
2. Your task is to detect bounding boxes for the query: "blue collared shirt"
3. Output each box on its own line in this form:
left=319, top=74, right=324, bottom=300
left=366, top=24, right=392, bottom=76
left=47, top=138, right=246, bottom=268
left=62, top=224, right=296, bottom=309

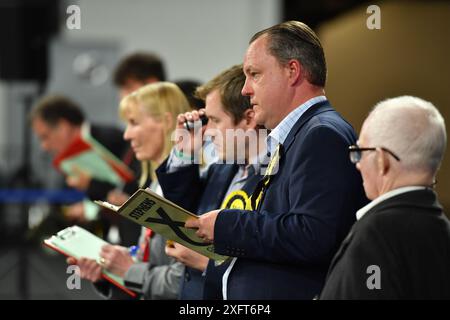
left=267, top=96, right=328, bottom=155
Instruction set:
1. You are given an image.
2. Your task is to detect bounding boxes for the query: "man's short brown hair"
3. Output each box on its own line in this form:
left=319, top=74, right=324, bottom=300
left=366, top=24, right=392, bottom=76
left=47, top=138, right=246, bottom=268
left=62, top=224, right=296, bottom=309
left=250, top=20, right=327, bottom=87
left=113, top=52, right=166, bottom=86
left=30, top=94, right=84, bottom=127
left=195, top=64, right=250, bottom=124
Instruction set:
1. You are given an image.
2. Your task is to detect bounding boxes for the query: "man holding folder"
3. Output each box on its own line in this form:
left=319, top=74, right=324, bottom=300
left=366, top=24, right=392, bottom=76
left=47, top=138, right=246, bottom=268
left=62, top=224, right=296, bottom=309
left=186, top=21, right=367, bottom=299
left=157, top=64, right=265, bottom=299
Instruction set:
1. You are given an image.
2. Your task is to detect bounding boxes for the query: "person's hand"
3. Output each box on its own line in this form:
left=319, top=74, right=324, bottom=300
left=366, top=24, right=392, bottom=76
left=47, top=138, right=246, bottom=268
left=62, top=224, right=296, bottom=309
left=66, top=257, right=103, bottom=283
left=66, top=165, right=92, bottom=191
left=174, top=109, right=207, bottom=158
left=165, top=242, right=209, bottom=272
left=99, top=244, right=134, bottom=278
left=185, top=209, right=220, bottom=243
left=107, top=189, right=130, bottom=206
left=63, top=202, right=86, bottom=223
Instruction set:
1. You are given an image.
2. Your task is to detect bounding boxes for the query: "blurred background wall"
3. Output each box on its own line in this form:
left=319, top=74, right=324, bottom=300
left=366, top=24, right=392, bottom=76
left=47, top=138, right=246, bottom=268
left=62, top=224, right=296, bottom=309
left=319, top=0, right=450, bottom=210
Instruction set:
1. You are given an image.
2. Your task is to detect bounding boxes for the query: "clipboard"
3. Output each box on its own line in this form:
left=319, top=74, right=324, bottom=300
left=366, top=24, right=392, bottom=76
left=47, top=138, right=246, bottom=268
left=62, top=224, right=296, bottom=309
left=43, top=225, right=136, bottom=297
left=95, top=188, right=229, bottom=262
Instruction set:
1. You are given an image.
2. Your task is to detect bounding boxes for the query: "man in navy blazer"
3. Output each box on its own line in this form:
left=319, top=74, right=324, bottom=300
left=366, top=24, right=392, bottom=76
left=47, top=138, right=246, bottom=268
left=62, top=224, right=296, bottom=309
left=157, top=65, right=264, bottom=299
left=186, top=21, right=367, bottom=299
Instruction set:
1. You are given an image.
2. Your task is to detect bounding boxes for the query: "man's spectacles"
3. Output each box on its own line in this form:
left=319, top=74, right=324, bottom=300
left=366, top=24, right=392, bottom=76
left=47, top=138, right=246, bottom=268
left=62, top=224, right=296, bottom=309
left=348, top=145, right=401, bottom=164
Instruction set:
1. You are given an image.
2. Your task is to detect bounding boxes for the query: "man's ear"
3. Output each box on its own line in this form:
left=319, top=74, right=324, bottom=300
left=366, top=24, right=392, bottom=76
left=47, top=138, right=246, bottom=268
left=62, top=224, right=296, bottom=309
left=242, top=108, right=257, bottom=129
left=377, top=148, right=390, bottom=176
left=58, top=118, right=73, bottom=133
left=286, top=59, right=303, bottom=86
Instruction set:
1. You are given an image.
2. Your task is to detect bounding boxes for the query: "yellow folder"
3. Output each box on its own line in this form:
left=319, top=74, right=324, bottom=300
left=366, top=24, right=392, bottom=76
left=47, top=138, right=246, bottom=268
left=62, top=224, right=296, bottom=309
left=95, top=188, right=229, bottom=263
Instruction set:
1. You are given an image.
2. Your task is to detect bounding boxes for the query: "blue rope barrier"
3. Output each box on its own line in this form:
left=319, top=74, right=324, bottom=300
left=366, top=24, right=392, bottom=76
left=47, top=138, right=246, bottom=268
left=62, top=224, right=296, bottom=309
left=0, top=189, right=85, bottom=204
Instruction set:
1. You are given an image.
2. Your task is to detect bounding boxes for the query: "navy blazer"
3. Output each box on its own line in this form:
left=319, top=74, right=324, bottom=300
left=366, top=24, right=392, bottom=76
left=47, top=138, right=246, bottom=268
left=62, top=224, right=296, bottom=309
left=157, top=161, right=261, bottom=299
left=214, top=101, right=368, bottom=299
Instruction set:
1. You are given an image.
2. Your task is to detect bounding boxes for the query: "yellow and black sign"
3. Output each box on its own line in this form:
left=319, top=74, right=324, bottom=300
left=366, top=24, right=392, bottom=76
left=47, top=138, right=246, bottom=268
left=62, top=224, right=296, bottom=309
left=221, top=190, right=252, bottom=210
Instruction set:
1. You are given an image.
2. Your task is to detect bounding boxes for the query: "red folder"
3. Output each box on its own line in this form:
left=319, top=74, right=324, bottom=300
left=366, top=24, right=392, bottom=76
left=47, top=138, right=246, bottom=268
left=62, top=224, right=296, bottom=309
left=53, top=124, right=134, bottom=185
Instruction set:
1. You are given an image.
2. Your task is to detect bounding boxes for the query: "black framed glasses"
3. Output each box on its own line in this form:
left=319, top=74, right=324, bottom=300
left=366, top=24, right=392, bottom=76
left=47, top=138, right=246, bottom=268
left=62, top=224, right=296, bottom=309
left=348, top=145, right=401, bottom=164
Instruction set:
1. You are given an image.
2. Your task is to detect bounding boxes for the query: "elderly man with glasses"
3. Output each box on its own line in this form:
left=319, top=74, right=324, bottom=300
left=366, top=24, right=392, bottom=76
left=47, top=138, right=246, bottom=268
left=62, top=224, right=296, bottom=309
left=320, top=95, right=450, bottom=299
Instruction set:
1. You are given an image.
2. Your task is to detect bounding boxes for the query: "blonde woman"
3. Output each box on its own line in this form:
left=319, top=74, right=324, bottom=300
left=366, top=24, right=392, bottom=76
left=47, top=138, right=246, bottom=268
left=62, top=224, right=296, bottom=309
left=68, top=82, right=191, bottom=299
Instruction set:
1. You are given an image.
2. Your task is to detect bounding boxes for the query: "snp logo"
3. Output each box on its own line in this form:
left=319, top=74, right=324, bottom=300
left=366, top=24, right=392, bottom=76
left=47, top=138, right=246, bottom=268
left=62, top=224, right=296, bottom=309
left=366, top=265, right=381, bottom=290
left=66, top=5, right=81, bottom=30
left=66, top=265, right=81, bottom=290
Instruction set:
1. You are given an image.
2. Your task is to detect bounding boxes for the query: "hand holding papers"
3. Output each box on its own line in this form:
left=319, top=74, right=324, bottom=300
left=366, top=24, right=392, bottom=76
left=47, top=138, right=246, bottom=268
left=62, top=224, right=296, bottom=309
left=43, top=226, right=136, bottom=297
left=184, top=209, right=220, bottom=243
left=95, top=188, right=229, bottom=262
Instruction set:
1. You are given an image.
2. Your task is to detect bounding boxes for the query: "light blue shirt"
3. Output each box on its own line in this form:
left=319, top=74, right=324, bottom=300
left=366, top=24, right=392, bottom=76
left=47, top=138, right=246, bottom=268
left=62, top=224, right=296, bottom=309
left=267, top=95, right=328, bottom=155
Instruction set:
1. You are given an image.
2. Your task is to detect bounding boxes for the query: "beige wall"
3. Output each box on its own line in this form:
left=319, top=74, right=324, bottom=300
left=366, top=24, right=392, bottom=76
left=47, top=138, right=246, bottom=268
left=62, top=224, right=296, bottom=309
left=319, top=1, right=450, bottom=210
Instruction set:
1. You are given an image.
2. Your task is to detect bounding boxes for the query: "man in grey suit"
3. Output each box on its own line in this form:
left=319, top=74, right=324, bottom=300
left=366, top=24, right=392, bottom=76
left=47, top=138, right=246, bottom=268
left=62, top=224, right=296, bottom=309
left=320, top=96, right=450, bottom=299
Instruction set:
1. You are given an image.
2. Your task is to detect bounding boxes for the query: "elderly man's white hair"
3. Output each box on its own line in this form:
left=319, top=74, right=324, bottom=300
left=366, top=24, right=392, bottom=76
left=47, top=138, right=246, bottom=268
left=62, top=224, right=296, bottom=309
left=364, top=96, right=446, bottom=175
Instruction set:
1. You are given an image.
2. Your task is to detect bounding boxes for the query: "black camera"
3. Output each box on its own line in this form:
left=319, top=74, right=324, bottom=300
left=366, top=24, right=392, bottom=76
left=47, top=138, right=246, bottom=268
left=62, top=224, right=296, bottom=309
left=184, top=114, right=208, bottom=130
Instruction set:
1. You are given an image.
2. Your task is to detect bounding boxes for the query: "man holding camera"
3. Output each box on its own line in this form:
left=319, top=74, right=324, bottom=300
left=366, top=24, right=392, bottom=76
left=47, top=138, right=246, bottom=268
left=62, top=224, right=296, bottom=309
left=157, top=64, right=266, bottom=299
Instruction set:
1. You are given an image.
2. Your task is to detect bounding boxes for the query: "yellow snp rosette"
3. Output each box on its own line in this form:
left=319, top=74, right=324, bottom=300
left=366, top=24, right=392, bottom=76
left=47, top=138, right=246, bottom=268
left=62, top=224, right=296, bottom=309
left=220, top=190, right=253, bottom=210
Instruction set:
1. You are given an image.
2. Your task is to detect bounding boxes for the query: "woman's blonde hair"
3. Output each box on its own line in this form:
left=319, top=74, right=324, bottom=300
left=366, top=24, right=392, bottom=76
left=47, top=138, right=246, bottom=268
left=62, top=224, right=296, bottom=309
left=119, top=82, right=191, bottom=185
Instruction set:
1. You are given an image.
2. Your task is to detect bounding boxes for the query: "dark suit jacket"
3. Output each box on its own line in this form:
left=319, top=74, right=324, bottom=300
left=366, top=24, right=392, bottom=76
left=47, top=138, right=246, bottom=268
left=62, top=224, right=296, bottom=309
left=214, top=101, right=368, bottom=299
left=320, top=189, right=450, bottom=299
left=157, top=161, right=261, bottom=299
